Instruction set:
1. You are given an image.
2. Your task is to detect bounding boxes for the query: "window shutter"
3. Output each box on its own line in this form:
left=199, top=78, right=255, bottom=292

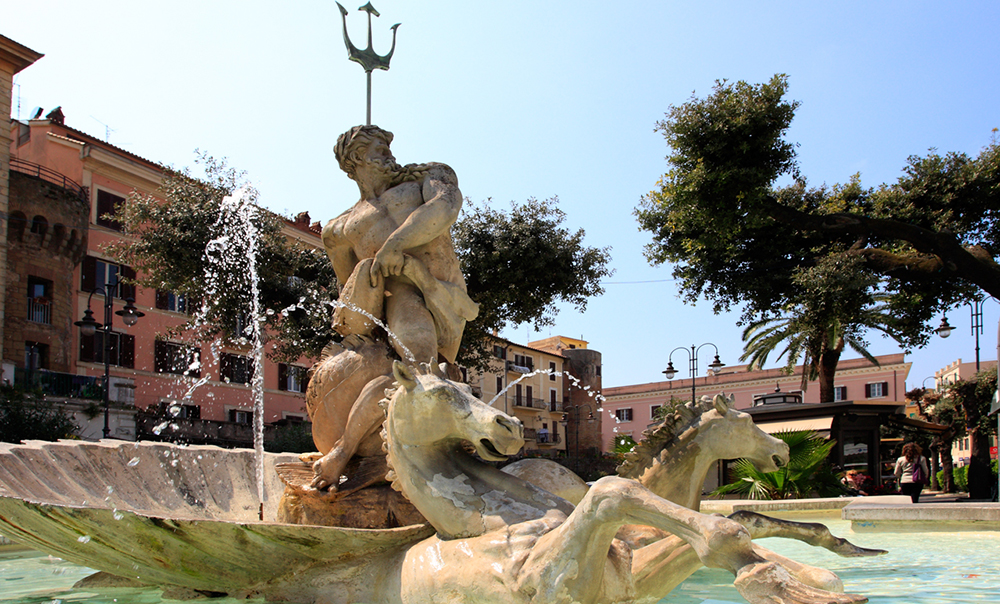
left=81, top=256, right=97, bottom=292
left=278, top=363, right=288, bottom=391
left=865, top=384, right=872, bottom=398
left=228, top=409, right=238, bottom=423
left=881, top=382, right=889, bottom=397
left=120, top=334, right=135, bottom=368
left=526, top=386, right=533, bottom=403
left=188, top=347, right=201, bottom=378
left=120, top=266, right=137, bottom=300
left=155, top=290, right=169, bottom=310
left=154, top=340, right=167, bottom=372
left=79, top=333, right=96, bottom=363
left=220, top=354, right=231, bottom=381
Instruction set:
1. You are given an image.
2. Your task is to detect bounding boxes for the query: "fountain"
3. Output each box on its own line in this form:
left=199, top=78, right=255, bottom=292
left=0, top=7, right=881, bottom=603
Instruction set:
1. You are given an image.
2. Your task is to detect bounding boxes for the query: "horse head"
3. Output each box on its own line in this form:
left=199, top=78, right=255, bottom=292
left=386, top=361, right=525, bottom=461
left=699, top=393, right=789, bottom=472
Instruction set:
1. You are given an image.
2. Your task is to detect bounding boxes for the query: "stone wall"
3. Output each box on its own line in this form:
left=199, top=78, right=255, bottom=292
left=5, top=172, right=89, bottom=371
left=563, top=348, right=604, bottom=456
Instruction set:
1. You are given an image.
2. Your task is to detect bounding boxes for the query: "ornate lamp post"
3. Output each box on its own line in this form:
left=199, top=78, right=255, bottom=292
left=75, top=276, right=144, bottom=439
left=662, top=343, right=725, bottom=404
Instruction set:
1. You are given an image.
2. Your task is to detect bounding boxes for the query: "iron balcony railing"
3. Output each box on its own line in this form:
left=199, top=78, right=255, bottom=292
left=524, top=428, right=561, bottom=444
left=14, top=368, right=102, bottom=400
left=9, top=157, right=88, bottom=202
left=26, top=297, right=52, bottom=324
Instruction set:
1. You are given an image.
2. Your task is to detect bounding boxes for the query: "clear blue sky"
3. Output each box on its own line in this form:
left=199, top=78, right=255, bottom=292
left=7, top=1, right=1000, bottom=389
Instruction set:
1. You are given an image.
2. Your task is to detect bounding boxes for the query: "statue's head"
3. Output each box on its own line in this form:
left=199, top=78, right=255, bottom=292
left=335, top=125, right=397, bottom=180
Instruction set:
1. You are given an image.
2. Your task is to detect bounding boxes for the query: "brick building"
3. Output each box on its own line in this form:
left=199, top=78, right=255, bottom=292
left=5, top=46, right=325, bottom=444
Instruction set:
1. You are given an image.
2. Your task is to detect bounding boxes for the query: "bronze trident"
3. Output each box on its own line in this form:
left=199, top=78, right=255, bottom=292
left=336, top=2, right=400, bottom=125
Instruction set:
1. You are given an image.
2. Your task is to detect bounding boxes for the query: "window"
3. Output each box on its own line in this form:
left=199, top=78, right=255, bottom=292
left=25, top=342, right=49, bottom=371
left=495, top=375, right=503, bottom=393
left=81, top=256, right=135, bottom=299
left=514, top=383, right=523, bottom=406
left=27, top=276, right=53, bottom=325
left=549, top=389, right=558, bottom=411
left=549, top=361, right=557, bottom=381
left=160, top=401, right=201, bottom=420
left=279, top=364, right=309, bottom=393
left=596, top=365, right=602, bottom=377
left=526, top=385, right=533, bottom=406
left=96, top=189, right=125, bottom=231
left=651, top=405, right=661, bottom=419
left=154, top=341, right=201, bottom=377
left=229, top=409, right=253, bottom=424
left=865, top=382, right=889, bottom=399
left=493, top=345, right=507, bottom=360
left=615, top=408, right=633, bottom=422
left=833, top=386, right=847, bottom=402
left=79, top=331, right=135, bottom=368
left=155, top=290, right=191, bottom=314
left=220, top=353, right=253, bottom=385
left=513, top=353, right=533, bottom=370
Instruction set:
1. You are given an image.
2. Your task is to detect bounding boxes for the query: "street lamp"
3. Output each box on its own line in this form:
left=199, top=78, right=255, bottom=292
left=562, top=403, right=594, bottom=459
left=662, top=343, right=725, bottom=404
left=75, top=276, right=144, bottom=439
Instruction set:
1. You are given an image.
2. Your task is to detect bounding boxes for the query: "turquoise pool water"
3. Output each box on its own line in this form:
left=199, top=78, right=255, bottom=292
left=3, top=518, right=998, bottom=604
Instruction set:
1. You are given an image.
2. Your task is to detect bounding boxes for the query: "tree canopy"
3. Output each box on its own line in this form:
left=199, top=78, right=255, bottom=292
left=109, top=153, right=336, bottom=362
left=454, top=197, right=613, bottom=369
left=112, top=162, right=612, bottom=371
left=636, top=74, right=1000, bottom=349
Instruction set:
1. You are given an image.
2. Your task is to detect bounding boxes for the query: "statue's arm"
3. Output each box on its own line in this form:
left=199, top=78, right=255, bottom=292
left=323, top=212, right=360, bottom=293
left=372, top=164, right=461, bottom=281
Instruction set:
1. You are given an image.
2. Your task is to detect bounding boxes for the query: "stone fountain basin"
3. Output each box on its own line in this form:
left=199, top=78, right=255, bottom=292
left=0, top=440, right=433, bottom=594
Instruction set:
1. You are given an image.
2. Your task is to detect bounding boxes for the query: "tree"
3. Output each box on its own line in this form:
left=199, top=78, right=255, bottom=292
left=741, top=255, right=902, bottom=401
left=454, top=197, right=613, bottom=369
left=636, top=74, right=1000, bottom=350
left=108, top=153, right=337, bottom=362
left=0, top=386, right=78, bottom=443
left=945, top=370, right=998, bottom=499
left=711, top=430, right=844, bottom=500
left=907, top=386, right=958, bottom=492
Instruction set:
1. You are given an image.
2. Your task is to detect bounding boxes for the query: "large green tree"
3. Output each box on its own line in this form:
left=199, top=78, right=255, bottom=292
left=635, top=75, right=1000, bottom=350
left=741, top=255, right=902, bottom=401
left=944, top=370, right=998, bottom=500
left=109, top=153, right=337, bottom=363
left=454, top=197, right=613, bottom=369
left=112, top=162, right=612, bottom=371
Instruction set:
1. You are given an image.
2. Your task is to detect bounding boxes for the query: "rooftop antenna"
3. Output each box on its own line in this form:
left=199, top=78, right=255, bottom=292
left=90, top=116, right=116, bottom=143
left=336, top=2, right=400, bottom=125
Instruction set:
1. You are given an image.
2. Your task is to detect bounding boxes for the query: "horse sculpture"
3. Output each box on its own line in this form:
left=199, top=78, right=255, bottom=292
left=503, top=394, right=884, bottom=595
left=373, top=362, right=866, bottom=604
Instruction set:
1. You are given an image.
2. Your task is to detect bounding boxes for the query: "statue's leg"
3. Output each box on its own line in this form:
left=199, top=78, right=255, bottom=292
left=311, top=374, right=395, bottom=491
left=521, top=477, right=867, bottom=604
left=728, top=511, right=886, bottom=557
left=384, top=279, right=439, bottom=369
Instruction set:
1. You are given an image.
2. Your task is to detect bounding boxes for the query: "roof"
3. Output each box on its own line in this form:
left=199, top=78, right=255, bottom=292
left=0, top=34, right=43, bottom=74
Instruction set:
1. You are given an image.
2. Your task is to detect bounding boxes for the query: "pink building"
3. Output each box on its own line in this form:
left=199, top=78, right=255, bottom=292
left=7, top=106, right=323, bottom=445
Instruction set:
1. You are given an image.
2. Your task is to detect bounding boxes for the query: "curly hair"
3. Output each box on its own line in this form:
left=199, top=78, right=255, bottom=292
left=334, top=125, right=431, bottom=187
left=901, top=441, right=922, bottom=461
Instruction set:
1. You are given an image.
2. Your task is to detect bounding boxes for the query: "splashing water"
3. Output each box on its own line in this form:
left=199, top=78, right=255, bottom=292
left=488, top=368, right=606, bottom=409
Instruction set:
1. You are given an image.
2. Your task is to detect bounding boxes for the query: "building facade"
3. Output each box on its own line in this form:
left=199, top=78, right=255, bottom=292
left=602, top=353, right=911, bottom=449
left=6, top=102, right=323, bottom=444
left=468, top=335, right=603, bottom=457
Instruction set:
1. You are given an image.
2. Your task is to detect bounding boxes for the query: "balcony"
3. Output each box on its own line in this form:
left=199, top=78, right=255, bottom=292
left=10, top=158, right=87, bottom=202
left=26, top=297, right=52, bottom=324
left=524, top=428, right=561, bottom=444
left=512, top=397, right=547, bottom=410
left=14, top=368, right=102, bottom=400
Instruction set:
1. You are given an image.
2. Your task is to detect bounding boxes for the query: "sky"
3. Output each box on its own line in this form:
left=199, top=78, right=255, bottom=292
left=6, top=1, right=1000, bottom=390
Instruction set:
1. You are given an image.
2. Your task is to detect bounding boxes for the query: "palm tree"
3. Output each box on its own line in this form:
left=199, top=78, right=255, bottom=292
left=741, top=256, right=902, bottom=402
left=710, top=430, right=843, bottom=500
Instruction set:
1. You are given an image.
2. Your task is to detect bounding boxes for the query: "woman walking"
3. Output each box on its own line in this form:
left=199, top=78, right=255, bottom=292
left=894, top=442, right=929, bottom=503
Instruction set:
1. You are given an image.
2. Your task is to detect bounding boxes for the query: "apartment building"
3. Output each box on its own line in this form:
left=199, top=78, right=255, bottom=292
left=6, top=102, right=323, bottom=444
left=468, top=335, right=603, bottom=457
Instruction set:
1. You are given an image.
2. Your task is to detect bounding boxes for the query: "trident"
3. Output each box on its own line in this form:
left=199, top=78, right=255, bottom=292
left=336, top=2, right=400, bottom=125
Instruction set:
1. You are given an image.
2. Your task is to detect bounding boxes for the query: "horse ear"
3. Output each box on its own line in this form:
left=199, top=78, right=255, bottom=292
left=713, top=393, right=730, bottom=415
left=393, top=361, right=418, bottom=390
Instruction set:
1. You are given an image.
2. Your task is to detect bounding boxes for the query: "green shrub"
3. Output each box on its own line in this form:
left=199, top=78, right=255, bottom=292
left=937, top=461, right=999, bottom=492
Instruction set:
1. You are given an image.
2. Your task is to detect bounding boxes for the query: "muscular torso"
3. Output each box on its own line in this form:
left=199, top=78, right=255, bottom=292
left=327, top=170, right=465, bottom=288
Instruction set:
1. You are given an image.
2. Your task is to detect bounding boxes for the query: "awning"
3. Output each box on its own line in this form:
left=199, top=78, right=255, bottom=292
left=890, top=416, right=950, bottom=434
left=757, top=417, right=833, bottom=434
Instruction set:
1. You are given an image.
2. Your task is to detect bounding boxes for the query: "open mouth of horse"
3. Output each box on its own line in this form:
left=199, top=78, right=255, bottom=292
left=478, top=438, right=509, bottom=462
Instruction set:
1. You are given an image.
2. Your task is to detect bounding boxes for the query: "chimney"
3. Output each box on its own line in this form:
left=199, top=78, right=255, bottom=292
left=295, top=211, right=310, bottom=227
left=45, top=106, right=65, bottom=125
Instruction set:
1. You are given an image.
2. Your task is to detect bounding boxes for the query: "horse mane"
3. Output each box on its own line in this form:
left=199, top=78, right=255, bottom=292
left=616, top=396, right=717, bottom=479
left=380, top=363, right=437, bottom=493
